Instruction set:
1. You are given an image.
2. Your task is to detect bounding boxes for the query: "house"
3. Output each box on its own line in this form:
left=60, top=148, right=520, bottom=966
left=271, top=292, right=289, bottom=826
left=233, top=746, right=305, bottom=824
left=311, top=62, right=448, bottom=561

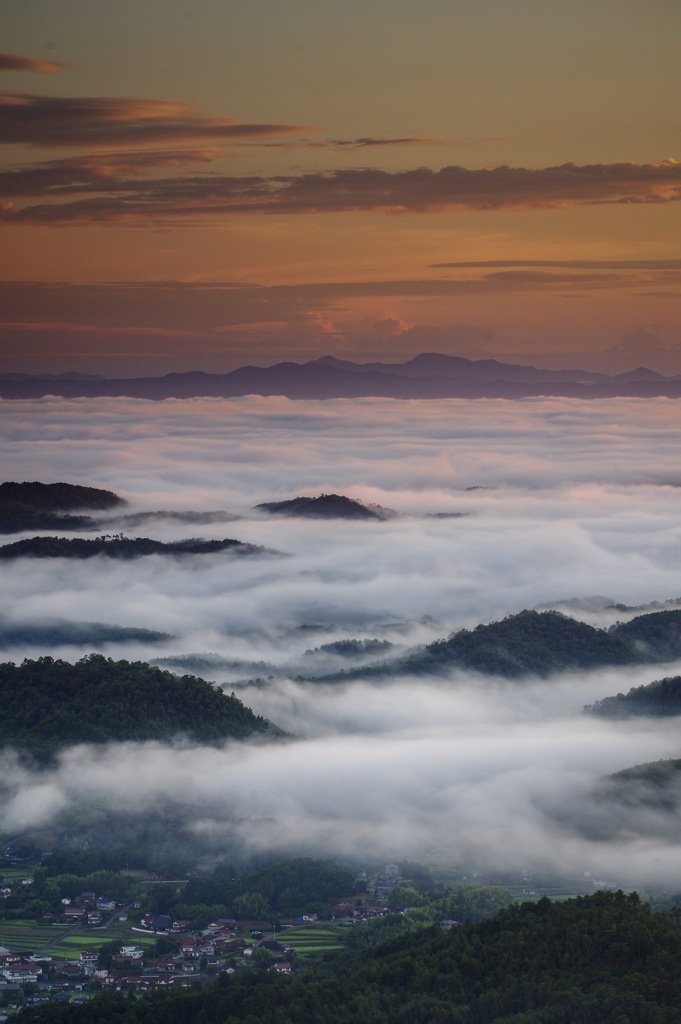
left=171, top=919, right=190, bottom=933
left=141, top=914, right=172, bottom=932
left=104, top=973, right=142, bottom=991
left=272, top=961, right=293, bottom=974
left=63, top=907, right=85, bottom=922
left=257, top=940, right=287, bottom=957
left=97, top=896, right=116, bottom=911
left=79, top=951, right=98, bottom=965
left=2, top=963, right=40, bottom=984
left=59, top=963, right=84, bottom=980
left=119, top=945, right=144, bottom=960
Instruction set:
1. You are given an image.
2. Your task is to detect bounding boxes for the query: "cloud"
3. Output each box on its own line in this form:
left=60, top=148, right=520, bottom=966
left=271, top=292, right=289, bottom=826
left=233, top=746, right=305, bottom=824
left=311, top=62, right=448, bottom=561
left=0, top=53, right=64, bottom=74
left=0, top=91, right=313, bottom=149
left=609, top=324, right=681, bottom=360
left=430, top=259, right=681, bottom=271
left=0, top=149, right=219, bottom=198
left=1, top=397, right=681, bottom=880
left=3, top=158, right=681, bottom=225
left=315, top=136, right=455, bottom=150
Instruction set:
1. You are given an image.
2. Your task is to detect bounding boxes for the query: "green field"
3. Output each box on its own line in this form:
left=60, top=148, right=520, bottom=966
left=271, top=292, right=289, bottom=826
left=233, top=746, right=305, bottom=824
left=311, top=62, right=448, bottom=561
left=280, top=924, right=347, bottom=960
left=0, top=918, right=157, bottom=958
left=0, top=866, right=34, bottom=881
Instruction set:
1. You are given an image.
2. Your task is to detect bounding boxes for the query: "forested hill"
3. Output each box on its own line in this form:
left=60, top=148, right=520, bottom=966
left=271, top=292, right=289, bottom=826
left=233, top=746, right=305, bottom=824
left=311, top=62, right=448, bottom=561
left=320, top=608, right=681, bottom=680
left=0, top=655, right=282, bottom=760
left=254, top=493, right=393, bottom=519
left=587, top=674, right=681, bottom=718
left=16, top=891, right=681, bottom=1024
left=0, top=535, right=270, bottom=560
left=0, top=481, right=123, bottom=533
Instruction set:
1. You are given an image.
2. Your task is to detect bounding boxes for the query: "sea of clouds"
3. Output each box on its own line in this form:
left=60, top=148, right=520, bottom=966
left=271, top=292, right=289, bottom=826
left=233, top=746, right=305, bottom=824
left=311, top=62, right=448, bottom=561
left=1, top=395, right=680, bottom=883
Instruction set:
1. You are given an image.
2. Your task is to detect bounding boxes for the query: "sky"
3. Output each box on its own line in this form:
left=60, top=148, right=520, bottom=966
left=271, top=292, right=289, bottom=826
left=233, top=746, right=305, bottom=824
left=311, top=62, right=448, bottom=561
left=2, top=0, right=681, bottom=376
left=2, top=396, right=681, bottom=882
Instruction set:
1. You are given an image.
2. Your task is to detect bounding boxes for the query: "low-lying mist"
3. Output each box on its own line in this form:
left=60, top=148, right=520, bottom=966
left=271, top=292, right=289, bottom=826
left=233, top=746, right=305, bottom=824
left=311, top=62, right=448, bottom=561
left=1, top=394, right=681, bottom=885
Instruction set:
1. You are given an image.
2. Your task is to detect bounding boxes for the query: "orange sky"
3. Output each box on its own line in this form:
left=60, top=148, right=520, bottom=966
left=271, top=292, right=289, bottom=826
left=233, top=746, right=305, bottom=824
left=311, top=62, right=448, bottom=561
left=2, top=0, right=681, bottom=375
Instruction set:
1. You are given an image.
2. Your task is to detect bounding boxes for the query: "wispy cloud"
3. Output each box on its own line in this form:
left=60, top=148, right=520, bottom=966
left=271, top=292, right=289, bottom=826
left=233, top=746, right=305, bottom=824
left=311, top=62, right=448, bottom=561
left=0, top=92, right=314, bottom=149
left=430, top=259, right=681, bottom=271
left=0, top=53, right=64, bottom=74
left=3, top=158, right=681, bottom=225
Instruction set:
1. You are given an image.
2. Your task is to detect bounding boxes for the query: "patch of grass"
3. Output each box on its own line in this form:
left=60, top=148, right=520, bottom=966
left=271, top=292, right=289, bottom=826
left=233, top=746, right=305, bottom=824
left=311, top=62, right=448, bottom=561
left=280, top=924, right=347, bottom=960
left=0, top=866, right=35, bottom=881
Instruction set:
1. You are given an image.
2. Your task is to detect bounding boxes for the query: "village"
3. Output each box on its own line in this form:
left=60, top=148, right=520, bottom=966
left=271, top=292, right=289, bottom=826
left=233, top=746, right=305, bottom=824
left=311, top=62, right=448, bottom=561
left=0, top=858, right=415, bottom=1014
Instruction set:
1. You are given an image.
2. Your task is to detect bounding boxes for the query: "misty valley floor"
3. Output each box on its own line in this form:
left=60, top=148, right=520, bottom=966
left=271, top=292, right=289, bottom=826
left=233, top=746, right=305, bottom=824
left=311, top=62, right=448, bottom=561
left=1, top=395, right=681, bottom=888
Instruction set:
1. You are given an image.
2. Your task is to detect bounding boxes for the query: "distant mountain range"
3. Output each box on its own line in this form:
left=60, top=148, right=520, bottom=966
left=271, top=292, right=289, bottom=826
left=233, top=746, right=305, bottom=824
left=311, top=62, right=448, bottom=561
left=2, top=353, right=681, bottom=399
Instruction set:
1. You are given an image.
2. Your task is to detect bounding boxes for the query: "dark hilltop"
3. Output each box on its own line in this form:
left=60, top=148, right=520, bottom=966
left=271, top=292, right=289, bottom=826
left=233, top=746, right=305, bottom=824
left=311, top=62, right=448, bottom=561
left=254, top=492, right=395, bottom=520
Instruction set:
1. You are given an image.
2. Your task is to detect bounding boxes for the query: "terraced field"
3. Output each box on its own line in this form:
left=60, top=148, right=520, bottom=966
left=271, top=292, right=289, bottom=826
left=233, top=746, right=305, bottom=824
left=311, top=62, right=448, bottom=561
left=280, top=923, right=348, bottom=961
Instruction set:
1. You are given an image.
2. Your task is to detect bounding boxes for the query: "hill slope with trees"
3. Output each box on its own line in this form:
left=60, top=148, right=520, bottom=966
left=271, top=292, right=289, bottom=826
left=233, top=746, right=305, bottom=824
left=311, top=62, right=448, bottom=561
left=0, top=655, right=282, bottom=760
left=318, top=609, right=681, bottom=680
left=0, top=481, right=124, bottom=533
left=0, top=535, right=270, bottom=559
left=587, top=674, right=681, bottom=718
left=15, top=891, right=681, bottom=1024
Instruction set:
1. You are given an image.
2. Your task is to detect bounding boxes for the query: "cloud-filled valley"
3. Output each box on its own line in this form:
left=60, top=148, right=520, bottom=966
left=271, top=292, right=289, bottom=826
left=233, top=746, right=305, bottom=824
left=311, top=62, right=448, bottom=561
left=1, top=394, right=681, bottom=885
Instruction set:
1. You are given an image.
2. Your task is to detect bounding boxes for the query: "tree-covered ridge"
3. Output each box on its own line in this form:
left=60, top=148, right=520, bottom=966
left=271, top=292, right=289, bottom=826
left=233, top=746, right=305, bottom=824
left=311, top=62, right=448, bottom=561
left=0, top=481, right=123, bottom=512
left=609, top=609, right=681, bottom=660
left=305, top=638, right=397, bottom=658
left=593, top=759, right=681, bottom=820
left=0, top=616, right=173, bottom=649
left=587, top=674, right=681, bottom=717
left=0, top=535, right=270, bottom=559
left=16, top=891, right=681, bottom=1024
left=408, top=610, right=636, bottom=676
left=0, top=481, right=124, bottom=533
left=608, top=758, right=681, bottom=786
left=254, top=493, right=390, bottom=519
left=165, top=857, right=358, bottom=925
left=316, top=608, right=681, bottom=681
left=0, top=654, right=282, bottom=759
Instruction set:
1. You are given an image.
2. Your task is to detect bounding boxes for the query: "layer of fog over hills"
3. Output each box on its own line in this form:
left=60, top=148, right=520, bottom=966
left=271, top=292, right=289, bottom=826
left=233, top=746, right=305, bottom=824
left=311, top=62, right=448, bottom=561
left=2, top=352, right=681, bottom=400
left=2, top=395, right=681, bottom=885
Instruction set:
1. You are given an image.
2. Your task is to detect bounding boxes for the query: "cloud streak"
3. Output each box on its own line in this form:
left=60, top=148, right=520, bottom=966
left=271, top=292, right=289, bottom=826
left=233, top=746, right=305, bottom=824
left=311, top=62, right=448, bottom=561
left=3, top=158, right=681, bottom=225
left=0, top=92, right=313, bottom=149
left=0, top=53, right=64, bottom=74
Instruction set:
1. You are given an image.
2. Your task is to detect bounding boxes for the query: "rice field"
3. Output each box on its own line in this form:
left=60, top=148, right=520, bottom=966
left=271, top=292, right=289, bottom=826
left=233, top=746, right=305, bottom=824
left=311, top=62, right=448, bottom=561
left=279, top=924, right=347, bottom=961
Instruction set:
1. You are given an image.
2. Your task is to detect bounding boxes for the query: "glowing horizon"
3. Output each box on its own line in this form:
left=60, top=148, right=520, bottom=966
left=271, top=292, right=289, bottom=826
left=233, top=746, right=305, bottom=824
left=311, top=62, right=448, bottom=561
left=2, top=0, right=681, bottom=375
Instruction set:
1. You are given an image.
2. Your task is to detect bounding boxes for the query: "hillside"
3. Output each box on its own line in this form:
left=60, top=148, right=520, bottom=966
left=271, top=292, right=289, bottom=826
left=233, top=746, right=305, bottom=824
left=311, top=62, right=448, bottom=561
left=254, top=493, right=392, bottom=519
left=314, top=608, right=681, bottom=680
left=0, top=655, right=282, bottom=760
left=16, top=891, right=681, bottom=1024
left=587, top=674, right=681, bottom=718
left=0, top=535, right=270, bottom=560
left=0, top=481, right=124, bottom=534
left=0, top=615, right=173, bottom=649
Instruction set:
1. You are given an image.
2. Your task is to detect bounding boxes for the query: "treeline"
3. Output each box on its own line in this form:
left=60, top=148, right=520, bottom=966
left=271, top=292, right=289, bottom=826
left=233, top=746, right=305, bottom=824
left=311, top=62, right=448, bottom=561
left=0, top=535, right=268, bottom=560
left=0, top=481, right=123, bottom=534
left=587, top=674, right=681, bottom=717
left=318, top=608, right=681, bottom=681
left=0, top=654, right=281, bottom=760
left=16, top=891, right=681, bottom=1024
left=0, top=616, right=172, bottom=649
left=149, top=858, right=359, bottom=926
